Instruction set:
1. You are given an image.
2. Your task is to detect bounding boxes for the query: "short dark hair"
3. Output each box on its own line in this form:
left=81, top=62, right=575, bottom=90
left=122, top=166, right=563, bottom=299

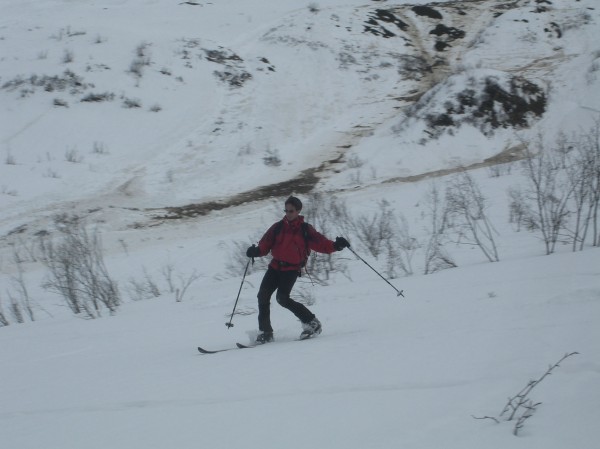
left=285, top=196, right=302, bottom=211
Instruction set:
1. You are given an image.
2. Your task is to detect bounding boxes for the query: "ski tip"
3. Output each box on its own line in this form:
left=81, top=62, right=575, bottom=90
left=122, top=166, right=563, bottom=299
left=198, top=346, right=222, bottom=354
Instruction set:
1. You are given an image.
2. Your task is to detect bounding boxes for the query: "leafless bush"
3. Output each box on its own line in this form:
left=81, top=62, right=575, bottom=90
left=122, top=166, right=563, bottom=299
left=127, top=266, right=160, bottom=301
left=474, top=352, right=579, bottom=436
left=347, top=155, right=365, bottom=169
left=445, top=171, right=500, bottom=262
left=394, top=214, right=419, bottom=276
left=62, top=49, right=74, bottom=64
left=92, top=141, right=108, bottom=155
left=301, top=193, right=351, bottom=284
left=508, top=126, right=600, bottom=254
left=174, top=270, right=201, bottom=302
left=510, top=140, right=570, bottom=254
left=129, top=42, right=152, bottom=83
left=162, top=264, right=176, bottom=293
left=81, top=92, right=115, bottom=102
left=564, top=122, right=600, bottom=249
left=308, top=3, right=320, bottom=13
left=8, top=295, right=24, bottom=323
left=226, top=239, right=268, bottom=278
left=507, top=187, right=530, bottom=231
left=263, top=148, right=282, bottom=167
left=0, top=295, right=9, bottom=326
left=424, top=183, right=456, bottom=274
left=2, top=70, right=90, bottom=95
left=122, top=97, right=142, bottom=108
left=355, top=200, right=394, bottom=259
left=5, top=151, right=16, bottom=165
left=353, top=199, right=417, bottom=278
left=6, top=248, right=35, bottom=322
left=39, top=215, right=121, bottom=318
left=64, top=147, right=82, bottom=163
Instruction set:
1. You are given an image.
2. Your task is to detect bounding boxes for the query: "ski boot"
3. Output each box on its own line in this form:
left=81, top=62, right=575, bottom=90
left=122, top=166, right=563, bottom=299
left=255, top=331, right=274, bottom=344
left=300, top=318, right=322, bottom=340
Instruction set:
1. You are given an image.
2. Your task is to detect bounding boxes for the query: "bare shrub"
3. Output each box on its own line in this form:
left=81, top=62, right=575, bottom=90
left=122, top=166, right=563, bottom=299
left=2, top=70, right=89, bottom=95
left=8, top=295, right=24, bottom=323
left=62, top=49, right=74, bottom=64
left=263, top=148, right=282, bottom=167
left=6, top=248, right=35, bottom=322
left=304, top=194, right=417, bottom=280
left=226, top=239, right=268, bottom=278
left=158, top=263, right=201, bottom=301
left=394, top=214, right=419, bottom=276
left=122, top=97, right=142, bottom=108
left=565, top=122, right=600, bottom=248
left=92, top=141, right=108, bottom=155
left=81, top=92, right=114, bottom=102
left=5, top=151, right=16, bottom=165
left=127, top=267, right=160, bottom=301
left=65, top=147, right=82, bottom=163
left=301, top=193, right=350, bottom=284
left=347, top=155, right=365, bottom=169
left=474, top=352, right=579, bottom=436
left=0, top=295, right=9, bottom=326
left=39, top=215, right=121, bottom=318
left=424, top=183, right=456, bottom=274
left=174, top=270, right=201, bottom=302
left=129, top=42, right=152, bottom=83
left=445, top=171, right=500, bottom=262
left=353, top=199, right=416, bottom=278
left=510, top=136, right=575, bottom=254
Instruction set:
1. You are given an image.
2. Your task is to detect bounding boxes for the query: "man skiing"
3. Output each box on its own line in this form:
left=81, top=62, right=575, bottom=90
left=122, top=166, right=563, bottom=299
left=246, top=196, right=350, bottom=343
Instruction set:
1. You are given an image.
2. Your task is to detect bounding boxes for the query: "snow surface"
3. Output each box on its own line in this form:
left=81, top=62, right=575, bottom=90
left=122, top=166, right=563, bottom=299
left=1, top=1, right=599, bottom=448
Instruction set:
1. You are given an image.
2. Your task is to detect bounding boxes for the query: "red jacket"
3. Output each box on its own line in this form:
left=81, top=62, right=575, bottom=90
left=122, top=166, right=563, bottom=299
left=257, top=215, right=336, bottom=271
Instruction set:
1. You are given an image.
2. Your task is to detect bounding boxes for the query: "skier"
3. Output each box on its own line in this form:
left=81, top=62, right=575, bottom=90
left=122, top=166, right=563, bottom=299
left=246, top=196, right=350, bottom=343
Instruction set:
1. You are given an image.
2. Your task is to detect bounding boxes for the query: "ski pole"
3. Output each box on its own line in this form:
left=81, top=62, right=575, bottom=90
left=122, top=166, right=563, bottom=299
left=225, top=258, right=251, bottom=328
left=348, top=247, right=404, bottom=297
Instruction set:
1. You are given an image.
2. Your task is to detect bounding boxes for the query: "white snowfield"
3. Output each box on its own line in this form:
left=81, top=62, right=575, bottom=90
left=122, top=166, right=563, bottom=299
left=1, top=1, right=599, bottom=448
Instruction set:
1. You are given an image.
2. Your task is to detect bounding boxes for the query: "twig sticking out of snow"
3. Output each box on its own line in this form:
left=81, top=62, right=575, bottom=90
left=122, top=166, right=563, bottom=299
left=474, top=351, right=579, bottom=436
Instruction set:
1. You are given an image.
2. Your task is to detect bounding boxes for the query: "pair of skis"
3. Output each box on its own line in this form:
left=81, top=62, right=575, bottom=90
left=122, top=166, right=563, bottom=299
left=197, top=335, right=314, bottom=354
left=197, top=342, right=256, bottom=354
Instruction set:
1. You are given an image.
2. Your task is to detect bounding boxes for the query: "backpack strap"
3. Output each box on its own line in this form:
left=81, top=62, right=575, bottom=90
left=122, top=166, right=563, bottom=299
left=272, top=219, right=284, bottom=243
left=301, top=222, right=310, bottom=252
left=272, top=220, right=310, bottom=246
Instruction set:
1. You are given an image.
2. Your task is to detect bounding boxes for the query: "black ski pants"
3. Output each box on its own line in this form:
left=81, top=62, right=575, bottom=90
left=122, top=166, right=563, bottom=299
left=257, top=266, right=315, bottom=332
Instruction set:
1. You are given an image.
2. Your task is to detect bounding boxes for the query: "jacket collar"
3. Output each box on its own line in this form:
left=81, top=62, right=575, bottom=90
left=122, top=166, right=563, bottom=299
left=283, top=215, right=305, bottom=228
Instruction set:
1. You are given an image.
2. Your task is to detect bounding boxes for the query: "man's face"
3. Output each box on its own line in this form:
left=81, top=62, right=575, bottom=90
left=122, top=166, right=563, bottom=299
left=284, top=205, right=300, bottom=221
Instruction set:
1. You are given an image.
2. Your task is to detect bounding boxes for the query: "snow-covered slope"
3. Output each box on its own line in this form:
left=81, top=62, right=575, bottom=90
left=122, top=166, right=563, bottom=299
left=1, top=1, right=599, bottom=448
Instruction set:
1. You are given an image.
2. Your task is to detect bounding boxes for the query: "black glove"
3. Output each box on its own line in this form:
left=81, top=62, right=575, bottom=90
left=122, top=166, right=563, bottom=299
left=246, top=244, right=260, bottom=258
left=333, top=237, right=350, bottom=251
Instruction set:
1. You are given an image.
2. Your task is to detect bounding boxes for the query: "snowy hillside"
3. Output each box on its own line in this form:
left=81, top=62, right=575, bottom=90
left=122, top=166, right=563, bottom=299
left=1, top=1, right=599, bottom=448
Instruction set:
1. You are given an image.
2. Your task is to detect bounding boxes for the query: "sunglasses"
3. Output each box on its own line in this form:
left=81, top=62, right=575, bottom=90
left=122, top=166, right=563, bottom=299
left=284, top=209, right=297, bottom=213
